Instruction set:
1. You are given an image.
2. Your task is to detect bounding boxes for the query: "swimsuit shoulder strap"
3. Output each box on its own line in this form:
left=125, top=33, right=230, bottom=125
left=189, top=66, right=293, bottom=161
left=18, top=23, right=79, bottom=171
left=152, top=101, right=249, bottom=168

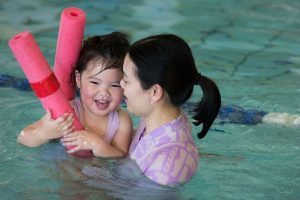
left=70, top=98, right=83, bottom=123
left=104, top=110, right=120, bottom=143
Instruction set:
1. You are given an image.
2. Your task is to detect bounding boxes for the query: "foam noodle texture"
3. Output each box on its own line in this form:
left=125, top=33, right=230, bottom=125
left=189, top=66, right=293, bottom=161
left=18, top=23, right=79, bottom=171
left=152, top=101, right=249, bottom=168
left=8, top=31, right=93, bottom=158
left=54, top=7, right=86, bottom=100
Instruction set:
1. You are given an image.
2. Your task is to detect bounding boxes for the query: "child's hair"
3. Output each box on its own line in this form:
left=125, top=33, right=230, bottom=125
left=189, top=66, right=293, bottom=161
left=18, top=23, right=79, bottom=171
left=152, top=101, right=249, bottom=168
left=72, top=32, right=130, bottom=88
left=127, top=34, right=221, bottom=139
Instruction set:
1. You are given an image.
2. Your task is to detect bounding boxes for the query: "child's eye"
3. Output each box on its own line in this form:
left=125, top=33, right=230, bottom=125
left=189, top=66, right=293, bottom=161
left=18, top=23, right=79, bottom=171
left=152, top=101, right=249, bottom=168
left=111, top=83, right=121, bottom=88
left=90, top=81, right=99, bottom=85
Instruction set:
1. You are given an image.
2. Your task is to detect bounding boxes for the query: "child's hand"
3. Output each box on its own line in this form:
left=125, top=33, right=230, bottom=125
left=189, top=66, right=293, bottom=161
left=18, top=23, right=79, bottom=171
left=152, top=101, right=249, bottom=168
left=61, top=130, right=97, bottom=153
left=38, top=110, right=75, bottom=140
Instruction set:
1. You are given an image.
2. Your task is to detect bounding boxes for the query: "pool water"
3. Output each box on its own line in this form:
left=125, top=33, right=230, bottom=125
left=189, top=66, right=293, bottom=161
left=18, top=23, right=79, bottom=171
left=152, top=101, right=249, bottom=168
left=1, top=0, right=300, bottom=199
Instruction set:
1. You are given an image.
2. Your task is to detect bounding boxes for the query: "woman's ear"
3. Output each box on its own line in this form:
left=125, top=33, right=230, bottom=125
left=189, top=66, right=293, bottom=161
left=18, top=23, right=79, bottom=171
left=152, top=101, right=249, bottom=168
left=75, top=70, right=81, bottom=89
left=150, top=84, right=164, bottom=104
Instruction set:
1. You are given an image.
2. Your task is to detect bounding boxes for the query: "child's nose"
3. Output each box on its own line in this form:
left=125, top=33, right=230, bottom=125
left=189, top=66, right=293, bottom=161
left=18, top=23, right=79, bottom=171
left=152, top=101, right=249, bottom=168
left=97, top=83, right=110, bottom=94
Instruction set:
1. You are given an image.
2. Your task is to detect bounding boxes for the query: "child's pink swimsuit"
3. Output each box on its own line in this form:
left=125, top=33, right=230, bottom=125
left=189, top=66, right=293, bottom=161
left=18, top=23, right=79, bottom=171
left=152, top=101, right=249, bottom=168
left=70, top=98, right=119, bottom=143
left=129, top=112, right=199, bottom=185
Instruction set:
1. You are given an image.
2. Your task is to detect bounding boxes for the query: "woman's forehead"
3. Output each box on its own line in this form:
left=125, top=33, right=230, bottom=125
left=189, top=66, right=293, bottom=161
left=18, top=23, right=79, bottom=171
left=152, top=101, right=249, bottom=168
left=123, top=55, right=136, bottom=75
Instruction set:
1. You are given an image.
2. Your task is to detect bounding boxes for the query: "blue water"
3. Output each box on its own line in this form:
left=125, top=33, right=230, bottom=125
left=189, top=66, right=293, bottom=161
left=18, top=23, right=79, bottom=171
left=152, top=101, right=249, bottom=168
left=1, top=0, right=300, bottom=199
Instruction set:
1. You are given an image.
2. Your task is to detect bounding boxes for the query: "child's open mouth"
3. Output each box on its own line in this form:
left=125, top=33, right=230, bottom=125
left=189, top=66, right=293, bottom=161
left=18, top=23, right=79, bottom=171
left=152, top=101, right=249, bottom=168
left=95, top=100, right=109, bottom=109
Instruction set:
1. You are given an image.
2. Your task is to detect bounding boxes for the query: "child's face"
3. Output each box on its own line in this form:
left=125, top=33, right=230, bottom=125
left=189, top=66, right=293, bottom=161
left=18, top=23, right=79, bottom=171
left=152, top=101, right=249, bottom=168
left=120, top=55, right=153, bottom=117
left=76, top=61, right=124, bottom=117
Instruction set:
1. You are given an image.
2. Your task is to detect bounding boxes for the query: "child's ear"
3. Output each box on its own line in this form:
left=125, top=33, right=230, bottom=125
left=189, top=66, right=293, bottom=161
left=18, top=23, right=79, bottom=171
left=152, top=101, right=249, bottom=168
left=75, top=70, right=81, bottom=89
left=150, top=84, right=164, bottom=104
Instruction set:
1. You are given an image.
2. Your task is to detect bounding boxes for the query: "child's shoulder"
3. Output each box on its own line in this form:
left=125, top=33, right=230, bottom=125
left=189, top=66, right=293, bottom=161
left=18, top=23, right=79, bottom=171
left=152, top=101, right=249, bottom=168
left=115, top=108, right=132, bottom=127
left=116, top=107, right=131, bottom=119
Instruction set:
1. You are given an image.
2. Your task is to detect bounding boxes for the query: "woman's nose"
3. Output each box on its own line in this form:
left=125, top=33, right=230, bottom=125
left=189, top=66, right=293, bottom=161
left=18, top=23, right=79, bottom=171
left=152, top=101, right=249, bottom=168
left=120, top=79, right=125, bottom=89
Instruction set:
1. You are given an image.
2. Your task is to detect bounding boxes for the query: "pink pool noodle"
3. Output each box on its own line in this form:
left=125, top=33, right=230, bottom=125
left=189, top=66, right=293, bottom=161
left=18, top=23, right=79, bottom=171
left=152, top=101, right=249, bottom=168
left=8, top=31, right=93, bottom=158
left=54, top=7, right=86, bottom=100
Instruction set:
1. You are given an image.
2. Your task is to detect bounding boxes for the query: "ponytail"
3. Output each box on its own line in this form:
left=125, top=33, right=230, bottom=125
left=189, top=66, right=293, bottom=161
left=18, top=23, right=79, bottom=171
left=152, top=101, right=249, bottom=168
left=193, top=74, right=221, bottom=139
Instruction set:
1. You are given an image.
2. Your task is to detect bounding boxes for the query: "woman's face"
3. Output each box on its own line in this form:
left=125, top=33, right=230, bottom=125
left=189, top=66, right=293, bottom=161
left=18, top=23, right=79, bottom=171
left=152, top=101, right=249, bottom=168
left=76, top=61, right=124, bottom=117
left=120, top=55, right=152, bottom=117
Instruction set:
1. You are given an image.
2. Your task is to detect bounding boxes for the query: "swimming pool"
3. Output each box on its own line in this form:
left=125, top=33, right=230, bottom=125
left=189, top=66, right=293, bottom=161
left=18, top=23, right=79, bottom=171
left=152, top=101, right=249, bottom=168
left=1, top=0, right=299, bottom=199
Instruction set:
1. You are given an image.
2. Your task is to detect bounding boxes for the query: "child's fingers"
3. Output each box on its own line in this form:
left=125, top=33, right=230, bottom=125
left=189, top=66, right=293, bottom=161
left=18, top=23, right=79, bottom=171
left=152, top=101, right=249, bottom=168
left=55, top=114, right=73, bottom=131
left=64, top=116, right=74, bottom=128
left=66, top=113, right=74, bottom=121
left=61, top=137, right=73, bottom=143
left=63, top=112, right=70, bottom=117
left=57, top=113, right=74, bottom=128
left=63, top=141, right=78, bottom=148
left=67, top=146, right=80, bottom=154
left=55, top=115, right=68, bottom=124
left=55, top=113, right=71, bottom=122
left=61, top=121, right=73, bottom=131
left=61, top=132, right=78, bottom=140
left=62, top=126, right=75, bottom=136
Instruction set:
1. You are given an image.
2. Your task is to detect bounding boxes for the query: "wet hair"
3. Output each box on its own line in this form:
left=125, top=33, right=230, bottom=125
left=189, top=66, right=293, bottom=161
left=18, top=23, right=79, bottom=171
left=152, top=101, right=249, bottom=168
left=127, top=34, right=221, bottom=139
left=71, top=31, right=129, bottom=88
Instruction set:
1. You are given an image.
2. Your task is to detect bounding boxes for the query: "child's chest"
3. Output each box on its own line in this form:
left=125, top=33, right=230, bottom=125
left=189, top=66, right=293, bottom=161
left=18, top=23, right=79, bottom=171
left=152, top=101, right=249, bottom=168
left=83, top=117, right=108, bottom=138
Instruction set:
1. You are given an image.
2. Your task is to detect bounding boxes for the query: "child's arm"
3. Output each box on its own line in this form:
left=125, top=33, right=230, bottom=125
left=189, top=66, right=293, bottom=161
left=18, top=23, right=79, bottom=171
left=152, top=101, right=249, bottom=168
left=62, top=131, right=124, bottom=157
left=17, top=111, right=74, bottom=147
left=61, top=109, right=133, bottom=157
left=110, top=109, right=133, bottom=154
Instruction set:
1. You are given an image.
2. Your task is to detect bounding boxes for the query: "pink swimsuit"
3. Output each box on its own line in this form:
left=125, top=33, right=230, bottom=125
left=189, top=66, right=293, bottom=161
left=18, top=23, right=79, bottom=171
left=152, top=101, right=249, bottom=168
left=70, top=98, right=119, bottom=143
left=129, top=112, right=199, bottom=185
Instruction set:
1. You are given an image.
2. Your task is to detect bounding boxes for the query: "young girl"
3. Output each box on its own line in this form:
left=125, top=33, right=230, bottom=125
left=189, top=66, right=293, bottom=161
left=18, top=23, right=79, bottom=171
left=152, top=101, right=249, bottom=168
left=18, top=32, right=133, bottom=157
left=120, top=34, right=221, bottom=186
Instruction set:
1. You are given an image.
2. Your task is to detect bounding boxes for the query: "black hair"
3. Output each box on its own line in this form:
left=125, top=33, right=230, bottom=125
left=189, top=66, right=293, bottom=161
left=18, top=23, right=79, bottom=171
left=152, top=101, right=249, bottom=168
left=128, top=34, right=221, bottom=139
left=71, top=31, right=129, bottom=88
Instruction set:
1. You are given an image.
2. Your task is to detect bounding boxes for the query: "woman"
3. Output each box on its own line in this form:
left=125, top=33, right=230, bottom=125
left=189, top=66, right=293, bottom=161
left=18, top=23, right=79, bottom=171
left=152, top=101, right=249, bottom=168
left=120, top=34, right=221, bottom=185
